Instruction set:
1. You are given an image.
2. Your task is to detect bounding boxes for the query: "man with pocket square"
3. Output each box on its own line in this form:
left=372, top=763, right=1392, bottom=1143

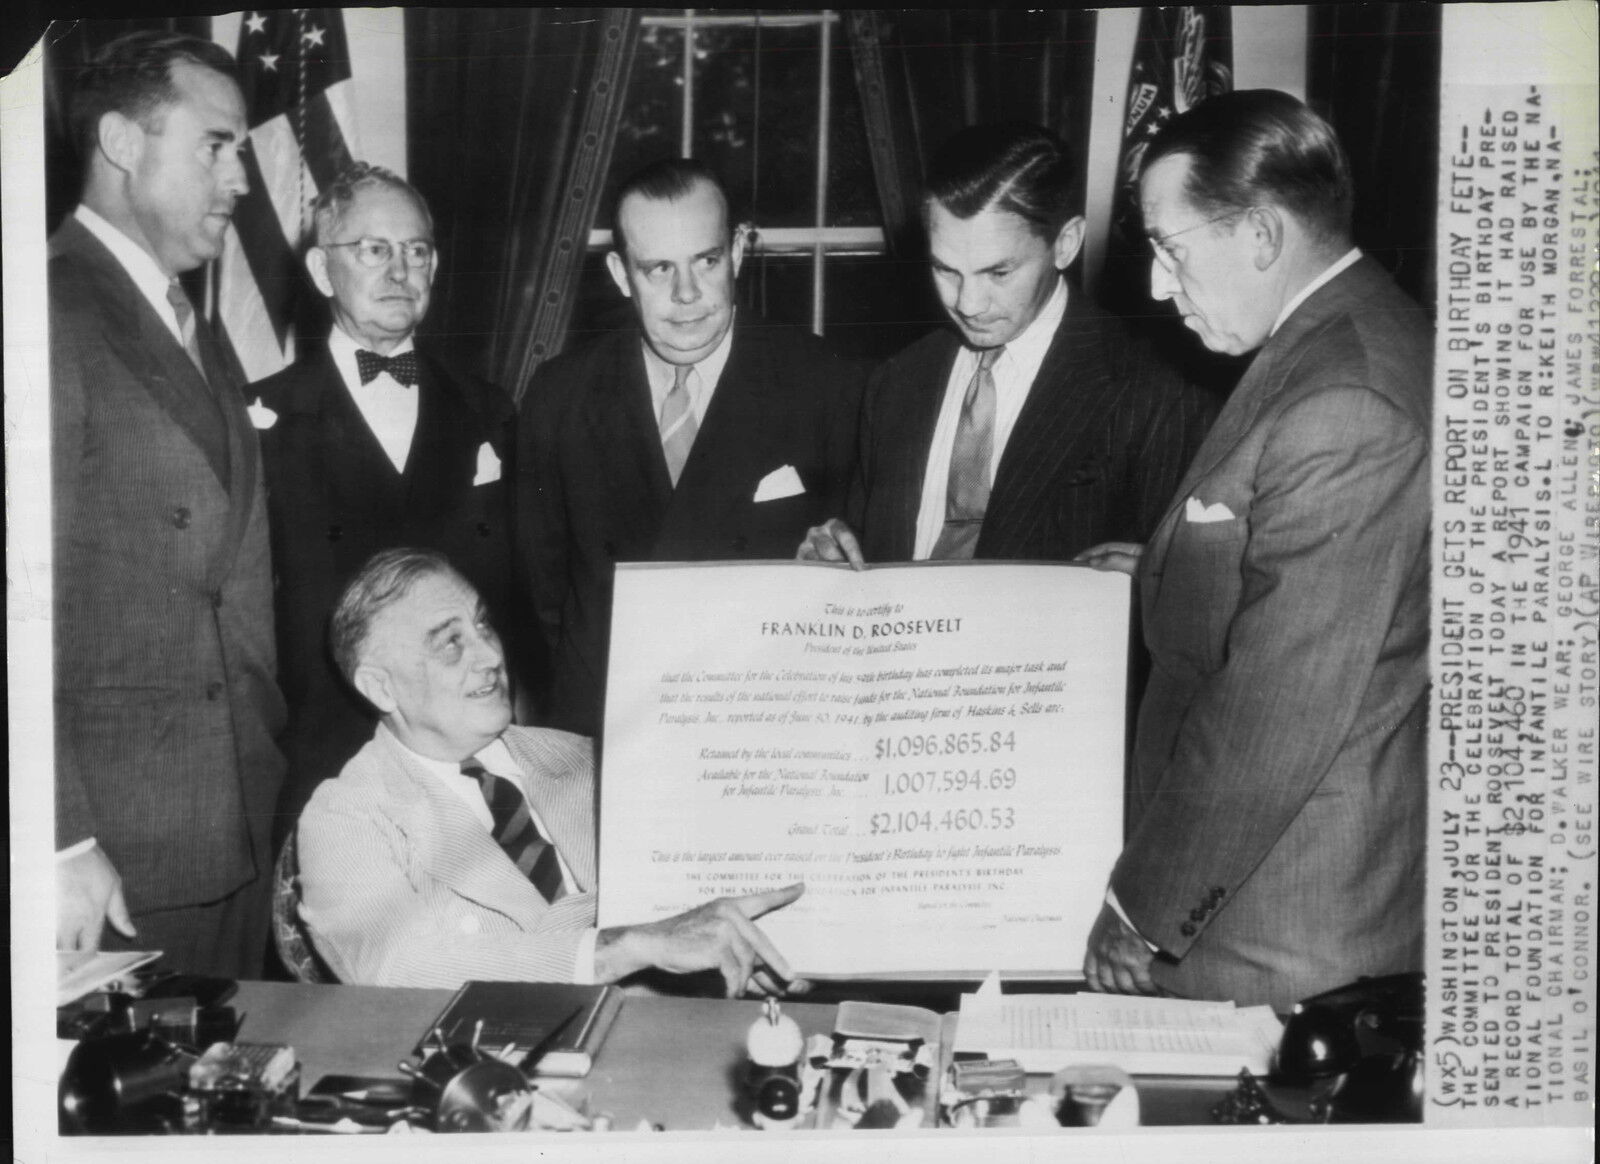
left=254, top=163, right=526, bottom=845
left=798, top=122, right=1215, bottom=569
left=1079, top=91, right=1430, bottom=1011
left=519, top=158, right=864, bottom=738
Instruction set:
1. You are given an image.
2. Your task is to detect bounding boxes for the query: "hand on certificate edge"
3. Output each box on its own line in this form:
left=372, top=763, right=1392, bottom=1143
left=1083, top=901, right=1159, bottom=996
left=58, top=843, right=137, bottom=951
left=1072, top=542, right=1145, bottom=577
left=796, top=518, right=866, bottom=570
left=594, top=882, right=812, bottom=999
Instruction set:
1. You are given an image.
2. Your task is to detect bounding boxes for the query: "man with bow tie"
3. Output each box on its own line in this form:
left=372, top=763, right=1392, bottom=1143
left=296, top=547, right=809, bottom=994
left=254, top=162, right=528, bottom=847
left=798, top=122, right=1215, bottom=569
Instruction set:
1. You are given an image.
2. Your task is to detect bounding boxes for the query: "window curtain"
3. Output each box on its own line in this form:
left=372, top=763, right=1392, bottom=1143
left=406, top=8, right=640, bottom=402
left=1308, top=3, right=1440, bottom=310
left=844, top=9, right=1098, bottom=262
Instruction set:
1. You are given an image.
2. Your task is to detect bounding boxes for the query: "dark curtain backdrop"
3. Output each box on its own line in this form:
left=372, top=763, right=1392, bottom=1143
left=1308, top=2, right=1440, bottom=310
left=405, top=7, right=639, bottom=402
left=846, top=8, right=1099, bottom=261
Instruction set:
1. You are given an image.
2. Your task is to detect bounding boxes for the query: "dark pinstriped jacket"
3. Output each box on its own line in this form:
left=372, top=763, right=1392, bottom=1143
left=848, top=291, right=1217, bottom=562
left=50, top=215, right=286, bottom=915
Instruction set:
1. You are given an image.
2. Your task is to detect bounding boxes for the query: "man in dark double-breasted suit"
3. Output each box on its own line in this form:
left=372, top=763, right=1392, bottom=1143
left=53, top=32, right=286, bottom=977
left=800, top=122, right=1213, bottom=570
left=255, top=163, right=524, bottom=840
left=520, top=159, right=863, bottom=738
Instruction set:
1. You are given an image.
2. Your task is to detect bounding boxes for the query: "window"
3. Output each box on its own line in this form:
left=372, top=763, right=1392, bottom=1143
left=587, top=9, right=886, bottom=336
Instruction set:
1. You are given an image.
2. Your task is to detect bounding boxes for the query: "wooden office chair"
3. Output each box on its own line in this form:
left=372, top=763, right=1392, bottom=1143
left=271, top=831, right=335, bottom=984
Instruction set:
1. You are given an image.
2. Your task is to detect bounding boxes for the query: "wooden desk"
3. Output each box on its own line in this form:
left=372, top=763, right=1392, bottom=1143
left=231, top=980, right=1253, bottom=1130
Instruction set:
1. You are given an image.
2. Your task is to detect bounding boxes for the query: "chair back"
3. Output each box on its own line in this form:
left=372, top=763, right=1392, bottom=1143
left=271, top=831, right=334, bottom=983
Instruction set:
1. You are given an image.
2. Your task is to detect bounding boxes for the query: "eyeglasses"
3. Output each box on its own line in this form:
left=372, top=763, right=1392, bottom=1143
left=1147, top=209, right=1247, bottom=273
left=321, top=237, right=435, bottom=269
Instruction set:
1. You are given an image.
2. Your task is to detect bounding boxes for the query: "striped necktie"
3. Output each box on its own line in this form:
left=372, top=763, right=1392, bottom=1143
left=659, top=362, right=699, bottom=487
left=166, top=279, right=208, bottom=383
left=462, top=760, right=566, bottom=904
left=930, top=345, right=1003, bottom=560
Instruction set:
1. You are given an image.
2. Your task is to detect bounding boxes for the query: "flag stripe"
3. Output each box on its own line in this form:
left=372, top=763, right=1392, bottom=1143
left=291, top=91, right=355, bottom=189
left=231, top=147, right=300, bottom=348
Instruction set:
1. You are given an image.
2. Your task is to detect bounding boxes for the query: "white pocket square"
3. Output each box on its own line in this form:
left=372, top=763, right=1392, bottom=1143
left=473, top=442, right=502, bottom=486
left=247, top=398, right=277, bottom=430
left=753, top=464, right=805, bottom=502
left=1185, top=496, right=1236, bottom=524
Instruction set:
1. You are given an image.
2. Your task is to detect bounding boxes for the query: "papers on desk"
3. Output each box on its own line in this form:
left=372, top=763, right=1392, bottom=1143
left=954, top=977, right=1282, bottom=1076
left=57, top=949, right=162, bottom=1006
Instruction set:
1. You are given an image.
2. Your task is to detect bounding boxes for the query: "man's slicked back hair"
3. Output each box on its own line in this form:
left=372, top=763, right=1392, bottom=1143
left=923, top=122, right=1083, bottom=241
left=68, top=30, right=240, bottom=162
left=310, top=161, right=433, bottom=246
left=608, top=157, right=733, bottom=257
left=1142, top=89, right=1354, bottom=245
left=329, top=547, right=461, bottom=684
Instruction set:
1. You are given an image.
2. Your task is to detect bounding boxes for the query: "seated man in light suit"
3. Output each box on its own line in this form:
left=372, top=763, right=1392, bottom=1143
left=296, top=547, right=807, bottom=994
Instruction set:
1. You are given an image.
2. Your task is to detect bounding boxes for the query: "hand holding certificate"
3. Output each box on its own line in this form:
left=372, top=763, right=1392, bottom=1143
left=596, top=561, right=1130, bottom=981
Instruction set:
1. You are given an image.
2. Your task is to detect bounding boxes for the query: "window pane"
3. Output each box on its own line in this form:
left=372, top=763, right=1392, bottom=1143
left=605, top=24, right=685, bottom=219
left=828, top=24, right=878, bottom=227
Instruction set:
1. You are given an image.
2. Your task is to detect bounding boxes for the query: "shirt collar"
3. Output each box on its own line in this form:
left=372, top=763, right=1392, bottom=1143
left=328, top=323, right=417, bottom=392
left=641, top=313, right=737, bottom=404
left=997, top=277, right=1068, bottom=373
left=1272, top=247, right=1362, bottom=335
left=379, top=722, right=514, bottom=783
left=73, top=204, right=175, bottom=321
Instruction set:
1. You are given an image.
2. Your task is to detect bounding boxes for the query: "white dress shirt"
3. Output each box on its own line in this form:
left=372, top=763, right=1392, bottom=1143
left=641, top=315, right=737, bottom=427
left=327, top=326, right=421, bottom=473
left=912, top=278, right=1070, bottom=560
left=1272, top=247, right=1362, bottom=335
left=74, top=204, right=187, bottom=347
left=385, top=726, right=598, bottom=982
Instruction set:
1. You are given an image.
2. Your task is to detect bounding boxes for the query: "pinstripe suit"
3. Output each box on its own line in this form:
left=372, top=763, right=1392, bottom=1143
left=51, top=216, right=286, bottom=976
left=296, top=725, right=598, bottom=988
left=849, top=292, right=1216, bottom=561
left=1112, top=257, right=1431, bottom=1010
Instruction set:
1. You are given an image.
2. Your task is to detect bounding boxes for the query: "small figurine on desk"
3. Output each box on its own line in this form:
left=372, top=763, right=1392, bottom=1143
left=745, top=997, right=805, bottom=1128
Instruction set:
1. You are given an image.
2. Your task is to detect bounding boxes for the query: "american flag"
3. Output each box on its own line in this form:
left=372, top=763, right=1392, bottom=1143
left=1098, top=6, right=1232, bottom=319
left=214, top=9, right=360, bottom=381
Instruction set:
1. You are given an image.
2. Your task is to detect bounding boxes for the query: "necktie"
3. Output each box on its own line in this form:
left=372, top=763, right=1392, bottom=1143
left=658, top=363, right=699, bottom=487
left=930, top=346, right=1003, bottom=560
left=462, top=760, right=567, bottom=904
left=166, top=279, right=208, bottom=382
left=355, top=348, right=420, bottom=387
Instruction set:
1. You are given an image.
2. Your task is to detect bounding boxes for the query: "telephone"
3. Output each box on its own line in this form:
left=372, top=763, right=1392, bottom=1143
left=1276, top=971, right=1423, bottom=1123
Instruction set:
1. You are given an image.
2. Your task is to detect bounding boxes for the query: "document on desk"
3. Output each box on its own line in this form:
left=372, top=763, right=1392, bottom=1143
left=953, top=992, right=1284, bottom=1076
left=596, top=560, right=1129, bottom=980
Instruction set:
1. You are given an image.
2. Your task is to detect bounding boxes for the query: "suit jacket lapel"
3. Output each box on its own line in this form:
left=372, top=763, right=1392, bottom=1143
left=578, top=334, right=672, bottom=524
left=54, top=219, right=233, bottom=488
left=981, top=298, right=1126, bottom=552
left=293, top=351, right=405, bottom=517
left=885, top=333, right=958, bottom=560
left=1142, top=257, right=1384, bottom=586
left=404, top=354, right=470, bottom=513
left=376, top=735, right=555, bottom=921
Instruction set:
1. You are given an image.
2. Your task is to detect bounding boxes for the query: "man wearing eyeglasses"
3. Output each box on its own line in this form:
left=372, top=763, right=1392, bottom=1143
left=1079, top=91, right=1430, bottom=1011
left=798, top=122, right=1215, bottom=569
left=254, top=162, right=526, bottom=846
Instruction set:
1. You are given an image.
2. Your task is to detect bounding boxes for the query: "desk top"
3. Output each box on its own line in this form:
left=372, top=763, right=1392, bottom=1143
left=231, top=980, right=1245, bottom=1130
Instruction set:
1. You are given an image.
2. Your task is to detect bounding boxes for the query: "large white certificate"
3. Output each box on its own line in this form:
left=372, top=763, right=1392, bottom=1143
left=596, top=560, right=1130, bottom=980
